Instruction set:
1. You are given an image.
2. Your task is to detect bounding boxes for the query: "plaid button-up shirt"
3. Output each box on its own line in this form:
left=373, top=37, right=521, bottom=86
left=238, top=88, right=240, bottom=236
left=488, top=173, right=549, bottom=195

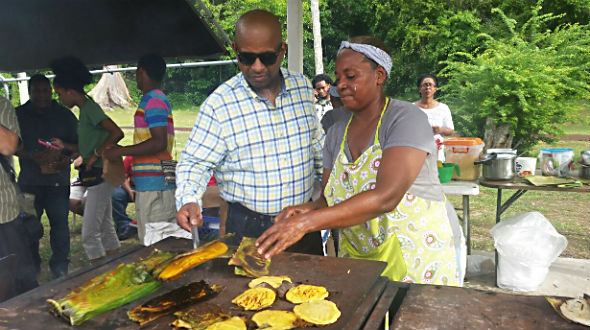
left=176, top=68, right=324, bottom=215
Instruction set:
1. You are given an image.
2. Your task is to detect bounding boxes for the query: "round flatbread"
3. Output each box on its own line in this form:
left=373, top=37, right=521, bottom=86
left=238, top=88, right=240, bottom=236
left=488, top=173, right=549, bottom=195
left=285, top=284, right=328, bottom=304
left=248, top=276, right=292, bottom=289
left=232, top=287, right=276, bottom=311
left=251, top=310, right=297, bottom=330
left=293, top=300, right=341, bottom=325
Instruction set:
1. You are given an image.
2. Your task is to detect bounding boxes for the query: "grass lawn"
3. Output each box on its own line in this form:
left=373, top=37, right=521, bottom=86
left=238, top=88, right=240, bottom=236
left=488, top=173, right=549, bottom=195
left=30, top=106, right=590, bottom=285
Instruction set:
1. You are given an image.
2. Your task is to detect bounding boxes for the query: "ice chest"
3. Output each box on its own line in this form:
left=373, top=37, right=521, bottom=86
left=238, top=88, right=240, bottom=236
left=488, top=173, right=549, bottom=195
left=444, top=137, right=485, bottom=180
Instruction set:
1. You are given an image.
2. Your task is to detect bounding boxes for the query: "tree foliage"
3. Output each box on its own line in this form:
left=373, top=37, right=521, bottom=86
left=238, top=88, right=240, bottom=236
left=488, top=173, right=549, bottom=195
left=439, top=2, right=590, bottom=152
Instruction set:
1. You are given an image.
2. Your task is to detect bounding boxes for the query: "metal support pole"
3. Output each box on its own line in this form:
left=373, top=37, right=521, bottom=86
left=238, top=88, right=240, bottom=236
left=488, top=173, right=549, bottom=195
left=462, top=195, right=471, bottom=255
left=494, top=188, right=502, bottom=286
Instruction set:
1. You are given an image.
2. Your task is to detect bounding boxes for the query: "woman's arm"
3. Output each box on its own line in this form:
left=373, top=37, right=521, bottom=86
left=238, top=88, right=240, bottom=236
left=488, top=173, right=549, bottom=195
left=257, top=146, right=427, bottom=258
left=85, top=118, right=124, bottom=169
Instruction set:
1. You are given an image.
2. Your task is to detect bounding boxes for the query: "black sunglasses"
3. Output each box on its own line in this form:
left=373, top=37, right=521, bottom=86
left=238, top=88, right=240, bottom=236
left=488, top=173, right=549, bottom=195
left=237, top=48, right=282, bottom=66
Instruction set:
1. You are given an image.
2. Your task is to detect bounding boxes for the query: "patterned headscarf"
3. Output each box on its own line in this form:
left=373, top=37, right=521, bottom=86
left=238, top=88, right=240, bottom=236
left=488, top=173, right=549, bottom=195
left=338, top=41, right=392, bottom=78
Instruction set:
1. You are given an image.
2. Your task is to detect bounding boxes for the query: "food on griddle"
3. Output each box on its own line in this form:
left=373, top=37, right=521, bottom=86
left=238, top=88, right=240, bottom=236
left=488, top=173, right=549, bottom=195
left=248, top=276, right=292, bottom=289
left=251, top=310, right=297, bottom=330
left=47, top=249, right=171, bottom=326
left=171, top=303, right=230, bottom=329
left=547, top=294, right=590, bottom=326
left=285, top=284, right=329, bottom=304
left=157, top=240, right=229, bottom=281
left=232, top=287, right=276, bottom=310
left=293, top=300, right=341, bottom=325
left=204, top=316, right=247, bottom=330
left=276, top=281, right=297, bottom=299
left=128, top=281, right=223, bottom=326
left=228, top=237, right=270, bottom=278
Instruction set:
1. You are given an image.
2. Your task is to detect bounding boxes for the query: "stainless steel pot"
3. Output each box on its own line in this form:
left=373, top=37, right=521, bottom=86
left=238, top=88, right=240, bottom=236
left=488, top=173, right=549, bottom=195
left=580, top=163, right=590, bottom=180
left=474, top=152, right=516, bottom=180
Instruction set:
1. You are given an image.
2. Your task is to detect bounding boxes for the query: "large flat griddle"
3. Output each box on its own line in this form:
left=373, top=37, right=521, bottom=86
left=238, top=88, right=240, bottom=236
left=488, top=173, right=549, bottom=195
left=0, top=237, right=388, bottom=330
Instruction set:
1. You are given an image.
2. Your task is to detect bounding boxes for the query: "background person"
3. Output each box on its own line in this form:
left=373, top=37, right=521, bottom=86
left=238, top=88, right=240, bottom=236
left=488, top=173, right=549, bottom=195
left=50, top=56, right=123, bottom=263
left=0, top=96, right=38, bottom=301
left=413, top=74, right=454, bottom=162
left=175, top=9, right=323, bottom=254
left=15, top=74, right=78, bottom=279
left=111, top=156, right=137, bottom=240
left=103, top=54, right=175, bottom=246
left=312, top=74, right=333, bottom=122
left=256, top=36, right=463, bottom=286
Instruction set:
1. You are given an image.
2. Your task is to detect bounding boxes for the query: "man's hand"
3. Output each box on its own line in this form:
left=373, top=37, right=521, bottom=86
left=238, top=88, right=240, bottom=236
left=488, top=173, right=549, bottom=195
left=177, top=202, right=203, bottom=232
left=103, top=145, right=123, bottom=161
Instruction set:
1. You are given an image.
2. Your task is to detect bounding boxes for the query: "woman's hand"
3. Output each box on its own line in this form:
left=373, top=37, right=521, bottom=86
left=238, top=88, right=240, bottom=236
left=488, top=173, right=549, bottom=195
left=256, top=214, right=309, bottom=259
left=85, top=154, right=98, bottom=170
left=274, top=203, right=314, bottom=223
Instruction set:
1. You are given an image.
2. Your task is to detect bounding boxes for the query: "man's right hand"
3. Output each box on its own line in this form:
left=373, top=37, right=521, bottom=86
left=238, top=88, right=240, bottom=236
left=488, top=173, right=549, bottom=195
left=177, top=202, right=203, bottom=232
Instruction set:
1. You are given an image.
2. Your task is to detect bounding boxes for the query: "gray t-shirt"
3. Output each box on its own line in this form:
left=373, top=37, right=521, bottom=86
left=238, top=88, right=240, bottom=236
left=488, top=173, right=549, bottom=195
left=323, top=99, right=444, bottom=201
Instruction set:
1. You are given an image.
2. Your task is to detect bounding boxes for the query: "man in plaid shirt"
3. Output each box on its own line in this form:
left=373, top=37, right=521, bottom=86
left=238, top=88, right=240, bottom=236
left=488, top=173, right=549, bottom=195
left=176, top=9, right=323, bottom=254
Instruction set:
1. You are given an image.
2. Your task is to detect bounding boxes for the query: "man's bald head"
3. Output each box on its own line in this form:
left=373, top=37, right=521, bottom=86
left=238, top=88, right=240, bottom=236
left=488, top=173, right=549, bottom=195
left=234, top=9, right=282, bottom=48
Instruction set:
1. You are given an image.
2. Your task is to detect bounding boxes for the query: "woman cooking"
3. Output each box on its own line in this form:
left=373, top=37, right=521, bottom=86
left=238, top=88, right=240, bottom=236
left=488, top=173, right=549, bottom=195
left=413, top=74, right=454, bottom=162
left=256, top=36, right=462, bottom=286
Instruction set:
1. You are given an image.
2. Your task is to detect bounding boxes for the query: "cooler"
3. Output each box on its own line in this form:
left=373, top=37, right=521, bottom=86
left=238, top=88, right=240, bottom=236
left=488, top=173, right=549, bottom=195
left=444, top=137, right=485, bottom=180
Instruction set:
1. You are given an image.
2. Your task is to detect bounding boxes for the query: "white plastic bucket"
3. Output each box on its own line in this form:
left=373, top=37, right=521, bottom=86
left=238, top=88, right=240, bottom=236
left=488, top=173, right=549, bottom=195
left=515, top=157, right=537, bottom=177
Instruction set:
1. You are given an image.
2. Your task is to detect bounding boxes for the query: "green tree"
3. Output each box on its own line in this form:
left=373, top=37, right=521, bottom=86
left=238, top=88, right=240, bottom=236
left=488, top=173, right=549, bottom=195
left=440, top=3, right=590, bottom=152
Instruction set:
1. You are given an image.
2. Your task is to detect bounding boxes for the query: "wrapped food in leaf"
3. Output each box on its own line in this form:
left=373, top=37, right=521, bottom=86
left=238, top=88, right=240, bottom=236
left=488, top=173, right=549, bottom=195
left=228, top=236, right=270, bottom=278
left=293, top=300, right=341, bottom=325
left=47, top=261, right=161, bottom=326
left=285, top=284, right=329, bottom=304
left=205, top=316, right=247, bottom=330
left=171, top=303, right=230, bottom=330
left=141, top=249, right=175, bottom=274
left=232, top=287, right=276, bottom=311
left=547, top=294, right=590, bottom=326
left=128, top=280, right=223, bottom=326
left=248, top=276, right=292, bottom=289
left=251, top=310, right=297, bottom=330
left=157, top=240, right=229, bottom=281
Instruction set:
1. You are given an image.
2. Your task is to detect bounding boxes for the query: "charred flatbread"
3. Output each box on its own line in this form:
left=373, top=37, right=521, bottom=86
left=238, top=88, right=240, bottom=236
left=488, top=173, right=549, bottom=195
left=170, top=303, right=230, bottom=329
left=128, top=281, right=222, bottom=326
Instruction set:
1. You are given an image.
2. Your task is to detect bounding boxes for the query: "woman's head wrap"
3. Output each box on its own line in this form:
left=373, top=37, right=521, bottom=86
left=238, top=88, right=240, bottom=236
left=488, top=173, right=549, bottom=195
left=338, top=41, right=392, bottom=78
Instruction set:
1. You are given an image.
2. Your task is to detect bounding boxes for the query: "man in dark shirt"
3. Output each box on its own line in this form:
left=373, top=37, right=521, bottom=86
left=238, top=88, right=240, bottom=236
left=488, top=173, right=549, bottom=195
left=16, top=74, right=78, bottom=279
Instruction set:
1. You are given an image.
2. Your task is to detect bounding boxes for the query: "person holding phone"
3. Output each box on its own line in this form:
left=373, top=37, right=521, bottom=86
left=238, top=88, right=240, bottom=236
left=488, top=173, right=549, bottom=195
left=50, top=57, right=124, bottom=263
left=15, top=74, right=78, bottom=279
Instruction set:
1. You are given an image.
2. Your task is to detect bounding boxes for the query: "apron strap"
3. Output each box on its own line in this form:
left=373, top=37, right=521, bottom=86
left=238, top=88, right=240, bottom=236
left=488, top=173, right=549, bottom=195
left=339, top=98, right=390, bottom=154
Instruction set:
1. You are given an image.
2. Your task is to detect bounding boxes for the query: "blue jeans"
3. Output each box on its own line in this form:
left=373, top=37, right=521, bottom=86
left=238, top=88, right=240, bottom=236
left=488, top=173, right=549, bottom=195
left=20, top=184, right=70, bottom=278
left=111, top=186, right=133, bottom=232
left=225, top=202, right=323, bottom=255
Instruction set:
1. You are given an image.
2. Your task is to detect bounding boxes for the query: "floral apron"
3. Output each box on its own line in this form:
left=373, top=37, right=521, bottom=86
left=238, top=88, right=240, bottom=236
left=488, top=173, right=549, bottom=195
left=324, top=99, right=460, bottom=286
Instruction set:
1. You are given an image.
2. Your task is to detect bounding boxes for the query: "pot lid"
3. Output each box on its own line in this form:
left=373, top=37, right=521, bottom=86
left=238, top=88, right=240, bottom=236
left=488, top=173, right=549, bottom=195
left=494, top=153, right=517, bottom=159
left=486, top=148, right=516, bottom=155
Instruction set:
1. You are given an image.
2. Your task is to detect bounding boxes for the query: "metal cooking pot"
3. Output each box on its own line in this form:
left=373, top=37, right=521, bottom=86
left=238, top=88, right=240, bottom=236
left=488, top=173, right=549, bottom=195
left=474, top=152, right=516, bottom=180
left=580, top=163, right=590, bottom=180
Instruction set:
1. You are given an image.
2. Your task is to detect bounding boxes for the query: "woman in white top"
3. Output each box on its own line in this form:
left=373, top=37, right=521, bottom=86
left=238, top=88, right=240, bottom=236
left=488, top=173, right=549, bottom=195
left=414, top=74, right=454, bottom=161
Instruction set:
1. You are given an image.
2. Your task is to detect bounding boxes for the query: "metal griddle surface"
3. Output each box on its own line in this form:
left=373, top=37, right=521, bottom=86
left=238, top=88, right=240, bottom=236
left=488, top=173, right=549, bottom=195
left=0, top=237, right=387, bottom=330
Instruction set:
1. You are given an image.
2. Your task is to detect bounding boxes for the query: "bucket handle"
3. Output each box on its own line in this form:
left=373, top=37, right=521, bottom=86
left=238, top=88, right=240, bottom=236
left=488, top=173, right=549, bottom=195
left=451, top=146, right=470, bottom=153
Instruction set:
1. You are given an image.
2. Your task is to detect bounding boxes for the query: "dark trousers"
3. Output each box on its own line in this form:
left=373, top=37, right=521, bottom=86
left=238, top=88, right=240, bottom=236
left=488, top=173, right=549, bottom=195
left=20, top=184, right=70, bottom=278
left=0, top=216, right=38, bottom=302
left=225, top=202, right=323, bottom=255
left=111, top=186, right=132, bottom=232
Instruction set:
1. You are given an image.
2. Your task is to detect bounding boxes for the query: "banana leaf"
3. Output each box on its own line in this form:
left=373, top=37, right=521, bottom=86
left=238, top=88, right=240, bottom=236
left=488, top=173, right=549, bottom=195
left=171, top=303, right=230, bottom=330
left=155, top=234, right=232, bottom=281
left=228, top=236, right=270, bottom=278
left=47, top=263, right=160, bottom=326
left=128, top=281, right=223, bottom=326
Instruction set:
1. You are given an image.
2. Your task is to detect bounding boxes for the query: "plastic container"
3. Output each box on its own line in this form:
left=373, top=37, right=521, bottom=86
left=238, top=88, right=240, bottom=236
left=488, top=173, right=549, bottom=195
left=443, top=137, right=485, bottom=180
left=538, top=148, right=574, bottom=177
left=515, top=157, right=537, bottom=177
left=438, top=163, right=460, bottom=183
